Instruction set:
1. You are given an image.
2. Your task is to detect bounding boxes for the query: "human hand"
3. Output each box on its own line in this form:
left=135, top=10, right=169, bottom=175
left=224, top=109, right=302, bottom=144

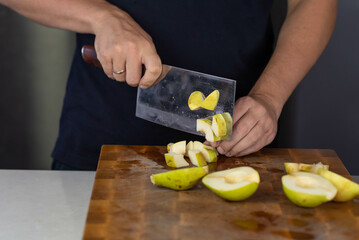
left=206, top=95, right=279, bottom=157
left=92, top=5, right=162, bottom=88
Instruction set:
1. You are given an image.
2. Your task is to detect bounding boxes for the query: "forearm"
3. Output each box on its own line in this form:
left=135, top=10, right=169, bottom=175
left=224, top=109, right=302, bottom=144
left=0, top=0, right=122, bottom=34
left=249, top=0, right=337, bottom=117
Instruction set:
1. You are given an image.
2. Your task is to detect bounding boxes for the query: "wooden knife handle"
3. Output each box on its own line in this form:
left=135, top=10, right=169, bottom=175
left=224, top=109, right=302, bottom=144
left=81, top=45, right=102, bottom=68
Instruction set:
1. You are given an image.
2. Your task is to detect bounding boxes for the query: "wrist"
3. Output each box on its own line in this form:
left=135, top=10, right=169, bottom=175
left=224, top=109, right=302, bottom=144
left=247, top=90, right=284, bottom=121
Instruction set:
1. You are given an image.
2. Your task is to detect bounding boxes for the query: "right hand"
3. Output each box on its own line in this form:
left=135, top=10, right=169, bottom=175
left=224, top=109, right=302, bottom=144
left=92, top=4, right=162, bottom=88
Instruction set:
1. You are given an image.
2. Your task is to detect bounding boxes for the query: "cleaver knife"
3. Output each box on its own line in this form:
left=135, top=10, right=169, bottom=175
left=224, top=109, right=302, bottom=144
left=81, top=45, right=236, bottom=137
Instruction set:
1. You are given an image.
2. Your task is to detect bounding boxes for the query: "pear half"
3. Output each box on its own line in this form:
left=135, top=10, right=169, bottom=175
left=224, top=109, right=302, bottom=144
left=188, top=91, right=205, bottom=110
left=150, top=166, right=209, bottom=190
left=318, top=169, right=359, bottom=202
left=164, top=153, right=189, bottom=168
left=282, top=172, right=337, bottom=207
left=284, top=162, right=329, bottom=174
left=202, top=167, right=260, bottom=201
left=201, top=90, right=219, bottom=110
left=196, top=119, right=221, bottom=142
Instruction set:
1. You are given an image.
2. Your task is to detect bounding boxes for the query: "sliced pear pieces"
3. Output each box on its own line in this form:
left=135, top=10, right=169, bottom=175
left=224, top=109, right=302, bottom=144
left=188, top=91, right=205, bottom=110
left=164, top=153, right=190, bottom=168
left=201, top=147, right=217, bottom=163
left=202, top=167, right=260, bottom=201
left=196, top=118, right=222, bottom=142
left=201, top=90, right=219, bottom=110
left=282, top=172, right=337, bottom=208
left=151, top=166, right=209, bottom=190
left=284, top=162, right=329, bottom=174
left=317, top=169, right=359, bottom=202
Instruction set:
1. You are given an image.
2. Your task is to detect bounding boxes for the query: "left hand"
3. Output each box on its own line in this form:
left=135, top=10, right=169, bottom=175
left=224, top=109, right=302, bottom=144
left=206, top=94, right=279, bottom=157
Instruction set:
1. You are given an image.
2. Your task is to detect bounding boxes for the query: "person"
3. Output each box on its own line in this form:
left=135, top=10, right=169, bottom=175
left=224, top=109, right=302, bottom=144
left=0, top=0, right=338, bottom=170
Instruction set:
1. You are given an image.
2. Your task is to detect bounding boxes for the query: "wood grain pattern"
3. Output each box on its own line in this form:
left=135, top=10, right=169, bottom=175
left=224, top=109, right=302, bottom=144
left=83, top=146, right=359, bottom=240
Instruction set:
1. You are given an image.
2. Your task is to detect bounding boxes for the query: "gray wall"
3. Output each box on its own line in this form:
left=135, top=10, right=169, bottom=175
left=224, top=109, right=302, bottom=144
left=0, top=6, right=74, bottom=169
left=1, top=1, right=358, bottom=174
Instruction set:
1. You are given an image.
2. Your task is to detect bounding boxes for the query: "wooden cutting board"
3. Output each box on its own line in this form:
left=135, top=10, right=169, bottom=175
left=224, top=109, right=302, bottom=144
left=83, top=146, right=359, bottom=240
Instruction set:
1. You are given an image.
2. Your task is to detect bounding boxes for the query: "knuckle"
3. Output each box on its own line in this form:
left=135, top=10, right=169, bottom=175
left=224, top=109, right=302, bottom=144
left=147, top=64, right=162, bottom=76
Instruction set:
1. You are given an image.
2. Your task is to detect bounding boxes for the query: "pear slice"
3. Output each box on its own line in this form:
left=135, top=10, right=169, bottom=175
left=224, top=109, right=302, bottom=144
left=185, top=141, right=194, bottom=157
left=164, top=153, right=189, bottom=168
left=167, top=143, right=174, bottom=152
left=282, top=172, right=337, bottom=207
left=212, top=114, right=227, bottom=137
left=221, top=112, right=233, bottom=139
left=202, top=167, right=260, bottom=201
left=170, top=140, right=186, bottom=155
left=188, top=150, right=207, bottom=167
left=203, top=144, right=219, bottom=156
left=201, top=90, right=219, bottom=110
left=193, top=141, right=204, bottom=151
left=200, top=147, right=217, bottom=163
left=196, top=119, right=221, bottom=142
left=284, top=162, right=329, bottom=174
left=150, top=166, right=209, bottom=190
left=317, top=169, right=359, bottom=202
left=188, top=91, right=205, bottom=110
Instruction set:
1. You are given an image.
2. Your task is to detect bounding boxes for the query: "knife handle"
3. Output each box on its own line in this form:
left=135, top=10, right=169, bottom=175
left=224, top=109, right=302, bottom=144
left=81, top=45, right=102, bottom=68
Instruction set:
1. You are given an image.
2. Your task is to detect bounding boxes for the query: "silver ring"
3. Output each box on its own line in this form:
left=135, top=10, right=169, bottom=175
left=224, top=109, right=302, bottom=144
left=113, top=69, right=126, bottom=74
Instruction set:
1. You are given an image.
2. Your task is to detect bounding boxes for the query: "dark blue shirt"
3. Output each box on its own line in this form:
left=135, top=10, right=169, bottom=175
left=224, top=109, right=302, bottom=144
left=52, top=0, right=274, bottom=170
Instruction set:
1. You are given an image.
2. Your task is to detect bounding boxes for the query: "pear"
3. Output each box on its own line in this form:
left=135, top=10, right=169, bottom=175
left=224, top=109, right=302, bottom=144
left=188, top=150, right=207, bottom=167
left=201, top=90, right=219, bottom=110
left=200, top=147, right=217, bottom=163
left=185, top=141, right=194, bottom=157
left=317, top=169, right=359, bottom=202
left=170, top=140, right=186, bottom=155
left=284, top=162, right=329, bottom=174
left=282, top=172, right=337, bottom=207
left=164, top=153, right=189, bottom=168
left=188, top=91, right=205, bottom=110
left=202, top=167, right=260, bottom=201
left=193, top=141, right=204, bottom=150
left=203, top=144, right=219, bottom=156
left=196, top=119, right=221, bottom=142
left=167, top=143, right=174, bottom=152
left=150, top=166, right=209, bottom=190
left=221, top=112, right=233, bottom=139
left=212, top=114, right=227, bottom=137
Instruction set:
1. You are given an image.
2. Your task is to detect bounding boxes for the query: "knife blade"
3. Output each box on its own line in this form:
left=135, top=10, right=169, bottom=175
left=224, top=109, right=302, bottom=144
left=81, top=45, right=236, bottom=137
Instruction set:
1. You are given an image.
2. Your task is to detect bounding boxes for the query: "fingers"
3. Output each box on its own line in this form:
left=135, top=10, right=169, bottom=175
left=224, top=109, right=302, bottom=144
left=216, top=95, right=278, bottom=157
left=139, top=53, right=162, bottom=88
left=112, top=47, right=126, bottom=82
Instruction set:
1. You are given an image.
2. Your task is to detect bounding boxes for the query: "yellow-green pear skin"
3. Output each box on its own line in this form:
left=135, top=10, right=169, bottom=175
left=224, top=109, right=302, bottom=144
left=150, top=166, right=209, bottom=190
left=318, top=169, right=359, bottom=202
left=212, top=114, right=227, bottom=137
left=164, top=153, right=189, bottom=168
left=201, top=90, right=219, bottom=110
left=202, top=167, right=260, bottom=201
left=188, top=150, right=207, bottom=167
left=201, top=148, right=217, bottom=163
left=188, top=91, right=205, bottom=110
left=281, top=172, right=337, bottom=207
left=221, top=112, right=233, bottom=137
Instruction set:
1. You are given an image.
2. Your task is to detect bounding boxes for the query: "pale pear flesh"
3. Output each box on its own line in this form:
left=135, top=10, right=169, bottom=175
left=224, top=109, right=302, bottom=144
left=282, top=172, right=337, bottom=207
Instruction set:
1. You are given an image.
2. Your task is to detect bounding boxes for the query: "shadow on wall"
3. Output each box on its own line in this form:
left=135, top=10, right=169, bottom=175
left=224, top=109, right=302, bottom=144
left=277, top=1, right=359, bottom=175
left=0, top=6, right=75, bottom=169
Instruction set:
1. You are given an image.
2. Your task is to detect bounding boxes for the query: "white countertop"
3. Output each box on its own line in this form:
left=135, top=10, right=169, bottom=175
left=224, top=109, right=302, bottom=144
left=0, top=169, right=358, bottom=240
left=0, top=170, right=95, bottom=240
